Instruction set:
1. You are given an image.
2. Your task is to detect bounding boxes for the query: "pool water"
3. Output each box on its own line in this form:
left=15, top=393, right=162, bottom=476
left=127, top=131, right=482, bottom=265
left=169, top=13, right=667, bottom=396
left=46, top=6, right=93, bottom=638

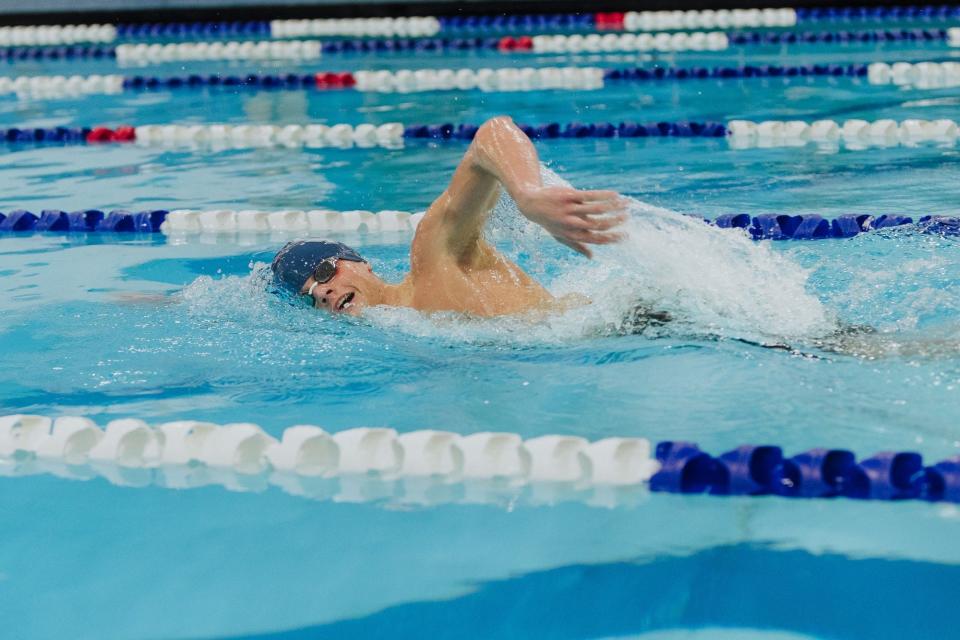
left=2, top=25, right=960, bottom=640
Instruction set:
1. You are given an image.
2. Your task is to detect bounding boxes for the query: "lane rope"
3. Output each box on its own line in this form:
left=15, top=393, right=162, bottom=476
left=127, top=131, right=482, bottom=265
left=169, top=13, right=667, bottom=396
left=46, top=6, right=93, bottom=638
left=2, top=414, right=959, bottom=504
left=1, top=206, right=956, bottom=240
left=3, top=27, right=954, bottom=62
left=108, top=7, right=960, bottom=41
left=0, top=61, right=887, bottom=99
left=3, top=119, right=957, bottom=153
left=3, top=7, right=957, bottom=48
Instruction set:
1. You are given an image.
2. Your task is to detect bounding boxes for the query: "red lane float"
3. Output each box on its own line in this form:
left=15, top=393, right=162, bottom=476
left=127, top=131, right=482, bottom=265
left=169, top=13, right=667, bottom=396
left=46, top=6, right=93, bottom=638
left=595, top=12, right=626, bottom=31
left=497, top=35, right=534, bottom=51
left=313, top=71, right=356, bottom=89
left=85, top=126, right=136, bottom=143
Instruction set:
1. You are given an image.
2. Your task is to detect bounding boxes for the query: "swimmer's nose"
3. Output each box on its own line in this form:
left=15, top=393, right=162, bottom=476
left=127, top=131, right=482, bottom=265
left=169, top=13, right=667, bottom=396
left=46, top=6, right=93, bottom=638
left=318, top=288, right=333, bottom=308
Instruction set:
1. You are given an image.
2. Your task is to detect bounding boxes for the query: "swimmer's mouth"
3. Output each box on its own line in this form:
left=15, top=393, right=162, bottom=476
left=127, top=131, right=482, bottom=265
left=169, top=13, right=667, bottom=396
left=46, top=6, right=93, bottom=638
left=337, top=292, right=355, bottom=311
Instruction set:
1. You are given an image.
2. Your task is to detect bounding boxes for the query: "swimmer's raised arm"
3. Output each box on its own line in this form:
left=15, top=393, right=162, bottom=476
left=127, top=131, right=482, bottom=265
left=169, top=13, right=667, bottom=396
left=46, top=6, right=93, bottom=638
left=422, top=116, right=627, bottom=259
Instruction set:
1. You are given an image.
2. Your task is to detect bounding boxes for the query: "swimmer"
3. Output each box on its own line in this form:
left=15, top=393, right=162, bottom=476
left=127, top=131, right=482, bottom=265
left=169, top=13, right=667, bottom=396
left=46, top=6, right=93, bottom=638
left=271, top=116, right=627, bottom=317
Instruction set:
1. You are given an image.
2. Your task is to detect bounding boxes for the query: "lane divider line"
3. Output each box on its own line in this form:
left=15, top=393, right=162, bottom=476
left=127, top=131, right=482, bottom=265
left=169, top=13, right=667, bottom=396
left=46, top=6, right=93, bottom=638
left=2, top=7, right=955, bottom=48
left=1, top=207, right=956, bottom=240
left=3, top=414, right=959, bottom=504
left=3, top=28, right=953, bottom=62
left=0, top=61, right=885, bottom=99
left=5, top=118, right=958, bottom=151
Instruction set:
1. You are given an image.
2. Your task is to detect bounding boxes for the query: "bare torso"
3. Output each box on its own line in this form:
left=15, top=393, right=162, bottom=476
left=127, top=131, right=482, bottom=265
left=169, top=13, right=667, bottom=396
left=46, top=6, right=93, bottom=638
left=353, top=117, right=623, bottom=318
left=403, top=211, right=557, bottom=316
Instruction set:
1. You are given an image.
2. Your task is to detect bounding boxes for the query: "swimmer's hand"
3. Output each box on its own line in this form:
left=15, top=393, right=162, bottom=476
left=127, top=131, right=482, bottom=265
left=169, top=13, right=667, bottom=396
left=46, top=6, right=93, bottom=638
left=515, top=186, right=628, bottom=258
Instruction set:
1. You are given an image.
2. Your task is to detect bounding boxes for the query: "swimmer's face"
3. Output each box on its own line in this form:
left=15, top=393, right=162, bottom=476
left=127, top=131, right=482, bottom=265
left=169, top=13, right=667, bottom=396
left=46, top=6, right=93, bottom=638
left=300, top=259, right=378, bottom=316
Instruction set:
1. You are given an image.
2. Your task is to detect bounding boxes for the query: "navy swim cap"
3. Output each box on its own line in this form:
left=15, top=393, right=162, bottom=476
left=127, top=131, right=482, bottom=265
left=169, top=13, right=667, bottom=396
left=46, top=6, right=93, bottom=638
left=271, top=240, right=365, bottom=292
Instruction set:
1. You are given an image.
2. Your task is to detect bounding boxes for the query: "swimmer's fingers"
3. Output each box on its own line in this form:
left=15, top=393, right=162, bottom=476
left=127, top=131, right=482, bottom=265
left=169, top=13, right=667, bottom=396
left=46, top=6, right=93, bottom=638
left=575, top=189, right=621, bottom=203
left=564, top=211, right=627, bottom=231
left=570, top=229, right=628, bottom=245
left=572, top=200, right=627, bottom=217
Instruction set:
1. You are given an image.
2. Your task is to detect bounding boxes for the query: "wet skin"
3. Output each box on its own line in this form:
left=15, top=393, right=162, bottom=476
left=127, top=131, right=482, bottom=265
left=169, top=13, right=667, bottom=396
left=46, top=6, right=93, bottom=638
left=299, top=116, right=627, bottom=318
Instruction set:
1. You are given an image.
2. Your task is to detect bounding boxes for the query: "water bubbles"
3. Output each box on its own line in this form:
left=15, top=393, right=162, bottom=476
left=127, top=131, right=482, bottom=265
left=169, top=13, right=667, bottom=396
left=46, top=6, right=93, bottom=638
left=370, top=165, right=832, bottom=346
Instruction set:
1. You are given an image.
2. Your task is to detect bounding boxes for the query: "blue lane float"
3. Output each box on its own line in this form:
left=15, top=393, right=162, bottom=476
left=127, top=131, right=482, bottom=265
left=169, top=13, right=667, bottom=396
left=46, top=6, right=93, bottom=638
left=116, top=21, right=271, bottom=40
left=728, top=27, right=948, bottom=45
left=651, top=441, right=960, bottom=502
left=1, top=127, right=92, bottom=144
left=0, top=44, right=116, bottom=61
left=605, top=62, right=869, bottom=82
left=402, top=121, right=728, bottom=140
left=796, top=4, right=960, bottom=23
left=438, top=13, right=595, bottom=32
left=711, top=213, right=955, bottom=239
left=0, top=209, right=167, bottom=233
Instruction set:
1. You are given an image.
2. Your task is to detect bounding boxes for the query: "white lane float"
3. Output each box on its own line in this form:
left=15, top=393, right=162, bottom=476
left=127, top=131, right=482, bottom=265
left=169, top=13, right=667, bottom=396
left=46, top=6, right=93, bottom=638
left=0, top=414, right=662, bottom=508
left=132, top=123, right=404, bottom=149
left=115, top=40, right=322, bottom=65
left=727, top=118, right=960, bottom=149
left=531, top=31, right=728, bottom=53
left=270, top=16, right=441, bottom=38
left=0, top=24, right=116, bottom=45
left=0, top=414, right=659, bottom=485
left=352, top=66, right=604, bottom=93
left=0, top=74, right=124, bottom=98
left=88, top=419, right=161, bottom=467
left=949, top=27, right=960, bottom=47
left=624, top=8, right=796, bottom=31
left=867, top=61, right=960, bottom=88
left=160, top=208, right=425, bottom=236
left=265, top=426, right=339, bottom=476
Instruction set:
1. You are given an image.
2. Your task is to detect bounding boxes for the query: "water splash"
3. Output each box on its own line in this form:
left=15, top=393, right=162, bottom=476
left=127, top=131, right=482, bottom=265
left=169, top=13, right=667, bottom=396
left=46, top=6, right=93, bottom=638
left=178, top=167, right=834, bottom=347
left=370, top=167, right=833, bottom=345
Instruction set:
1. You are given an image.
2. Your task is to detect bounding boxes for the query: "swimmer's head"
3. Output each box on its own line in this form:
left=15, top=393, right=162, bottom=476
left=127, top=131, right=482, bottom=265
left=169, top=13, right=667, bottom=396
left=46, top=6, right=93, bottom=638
left=271, top=239, right=379, bottom=316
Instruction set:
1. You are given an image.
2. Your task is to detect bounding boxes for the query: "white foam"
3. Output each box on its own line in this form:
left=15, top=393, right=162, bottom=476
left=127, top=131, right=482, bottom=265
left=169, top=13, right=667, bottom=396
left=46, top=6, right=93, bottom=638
left=368, top=167, right=832, bottom=345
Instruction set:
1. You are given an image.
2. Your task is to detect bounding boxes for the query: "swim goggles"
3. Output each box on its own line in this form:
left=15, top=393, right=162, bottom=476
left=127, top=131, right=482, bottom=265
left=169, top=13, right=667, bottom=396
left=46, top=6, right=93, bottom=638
left=301, top=258, right=340, bottom=305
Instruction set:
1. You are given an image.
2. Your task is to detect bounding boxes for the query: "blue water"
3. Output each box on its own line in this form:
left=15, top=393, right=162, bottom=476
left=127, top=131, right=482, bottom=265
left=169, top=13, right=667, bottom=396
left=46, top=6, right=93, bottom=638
left=2, top=31, right=960, bottom=640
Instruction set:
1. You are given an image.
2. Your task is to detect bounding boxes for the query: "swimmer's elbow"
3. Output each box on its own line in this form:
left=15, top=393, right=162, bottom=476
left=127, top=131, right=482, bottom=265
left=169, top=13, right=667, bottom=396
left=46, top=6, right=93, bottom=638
left=474, top=116, right=515, bottom=144
left=482, top=115, right=514, bottom=128
left=469, top=116, right=520, bottom=170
